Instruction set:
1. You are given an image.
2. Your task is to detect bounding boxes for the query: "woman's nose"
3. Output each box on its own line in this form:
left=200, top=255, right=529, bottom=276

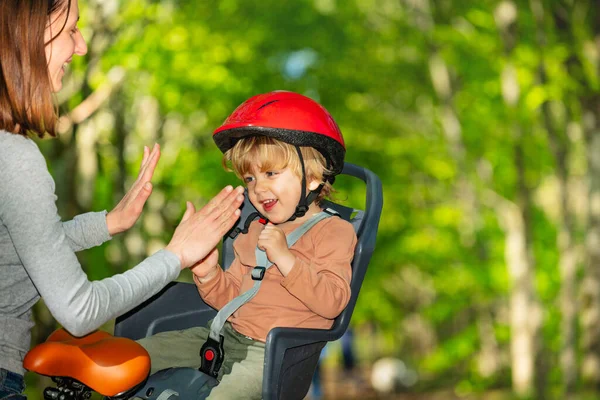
left=75, top=31, right=88, bottom=56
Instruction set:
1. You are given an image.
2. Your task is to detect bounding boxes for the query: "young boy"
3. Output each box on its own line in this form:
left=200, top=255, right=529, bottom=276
left=137, top=91, right=357, bottom=400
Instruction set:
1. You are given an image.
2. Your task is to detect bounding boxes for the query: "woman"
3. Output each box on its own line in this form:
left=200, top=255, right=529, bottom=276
left=0, top=0, right=244, bottom=398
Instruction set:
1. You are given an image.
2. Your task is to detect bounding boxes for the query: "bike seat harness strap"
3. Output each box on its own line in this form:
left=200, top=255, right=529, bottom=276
left=199, top=209, right=337, bottom=378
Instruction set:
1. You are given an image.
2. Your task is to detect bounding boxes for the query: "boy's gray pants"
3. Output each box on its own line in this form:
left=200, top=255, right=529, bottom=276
left=136, top=322, right=265, bottom=400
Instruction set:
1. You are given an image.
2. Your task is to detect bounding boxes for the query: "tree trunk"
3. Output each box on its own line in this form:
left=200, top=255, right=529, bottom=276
left=428, top=50, right=502, bottom=376
left=581, top=99, right=600, bottom=386
left=495, top=2, right=541, bottom=395
left=497, top=132, right=540, bottom=398
left=545, top=103, right=578, bottom=396
left=529, top=0, right=579, bottom=392
left=553, top=122, right=578, bottom=397
left=576, top=0, right=600, bottom=387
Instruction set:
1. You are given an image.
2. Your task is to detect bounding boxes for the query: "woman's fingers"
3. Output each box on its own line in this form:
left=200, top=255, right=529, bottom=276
left=136, top=144, right=160, bottom=184
left=192, top=186, right=243, bottom=233
left=167, top=186, right=244, bottom=269
left=141, top=144, right=160, bottom=181
left=138, top=145, right=149, bottom=175
left=132, top=182, right=153, bottom=212
left=214, top=207, right=242, bottom=238
left=127, top=144, right=160, bottom=207
left=198, top=185, right=244, bottom=217
left=137, top=145, right=151, bottom=179
left=210, top=189, right=244, bottom=234
left=195, top=188, right=243, bottom=234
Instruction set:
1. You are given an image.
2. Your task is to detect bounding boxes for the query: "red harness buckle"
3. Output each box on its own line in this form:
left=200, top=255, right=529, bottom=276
left=199, top=335, right=225, bottom=378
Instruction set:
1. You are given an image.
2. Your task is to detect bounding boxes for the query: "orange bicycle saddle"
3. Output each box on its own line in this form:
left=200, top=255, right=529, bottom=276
left=24, top=328, right=150, bottom=397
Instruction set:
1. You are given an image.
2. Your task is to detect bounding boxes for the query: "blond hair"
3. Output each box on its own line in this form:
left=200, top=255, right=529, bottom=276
left=223, top=136, right=334, bottom=205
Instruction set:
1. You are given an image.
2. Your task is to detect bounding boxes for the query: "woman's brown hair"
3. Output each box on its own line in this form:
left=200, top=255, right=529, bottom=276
left=0, top=0, right=71, bottom=138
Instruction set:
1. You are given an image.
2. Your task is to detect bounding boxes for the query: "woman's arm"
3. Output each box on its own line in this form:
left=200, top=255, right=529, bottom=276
left=61, top=212, right=112, bottom=252
left=0, top=139, right=244, bottom=337
left=0, top=145, right=181, bottom=337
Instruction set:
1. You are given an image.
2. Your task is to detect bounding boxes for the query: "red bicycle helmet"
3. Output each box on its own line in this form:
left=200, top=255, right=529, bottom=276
left=213, top=91, right=345, bottom=177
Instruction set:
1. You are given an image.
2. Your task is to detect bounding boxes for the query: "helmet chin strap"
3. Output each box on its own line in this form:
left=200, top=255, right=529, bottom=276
left=287, top=146, right=325, bottom=222
left=231, top=146, right=330, bottom=234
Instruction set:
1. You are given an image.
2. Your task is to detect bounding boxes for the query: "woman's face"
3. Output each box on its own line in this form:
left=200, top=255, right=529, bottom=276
left=44, top=0, right=87, bottom=92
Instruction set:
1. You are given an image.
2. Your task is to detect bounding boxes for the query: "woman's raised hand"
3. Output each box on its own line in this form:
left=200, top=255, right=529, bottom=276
left=166, top=186, right=244, bottom=269
left=106, top=144, right=160, bottom=236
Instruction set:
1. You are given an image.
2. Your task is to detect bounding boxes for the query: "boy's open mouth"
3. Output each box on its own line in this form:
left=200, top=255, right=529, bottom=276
left=262, top=199, right=277, bottom=212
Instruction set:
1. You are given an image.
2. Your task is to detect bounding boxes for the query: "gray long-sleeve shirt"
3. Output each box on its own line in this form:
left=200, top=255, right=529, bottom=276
left=0, top=131, right=181, bottom=375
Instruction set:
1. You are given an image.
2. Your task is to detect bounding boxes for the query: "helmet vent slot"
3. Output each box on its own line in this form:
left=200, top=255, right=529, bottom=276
left=256, top=100, right=279, bottom=111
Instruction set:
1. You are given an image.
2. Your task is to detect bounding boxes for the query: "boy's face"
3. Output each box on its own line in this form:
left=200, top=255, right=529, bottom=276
left=243, top=165, right=319, bottom=224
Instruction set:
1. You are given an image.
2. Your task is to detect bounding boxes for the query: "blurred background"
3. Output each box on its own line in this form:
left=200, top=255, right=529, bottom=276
left=24, top=0, right=600, bottom=399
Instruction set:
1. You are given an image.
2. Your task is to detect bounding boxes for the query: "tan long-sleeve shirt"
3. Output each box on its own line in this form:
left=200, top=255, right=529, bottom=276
left=195, top=216, right=357, bottom=342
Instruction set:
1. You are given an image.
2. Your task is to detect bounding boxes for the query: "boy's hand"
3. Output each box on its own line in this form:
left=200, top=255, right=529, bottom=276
left=191, top=248, right=220, bottom=283
left=257, top=223, right=295, bottom=276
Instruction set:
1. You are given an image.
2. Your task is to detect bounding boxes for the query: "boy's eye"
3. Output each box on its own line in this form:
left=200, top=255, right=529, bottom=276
left=266, top=171, right=278, bottom=177
left=243, top=176, right=254, bottom=184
